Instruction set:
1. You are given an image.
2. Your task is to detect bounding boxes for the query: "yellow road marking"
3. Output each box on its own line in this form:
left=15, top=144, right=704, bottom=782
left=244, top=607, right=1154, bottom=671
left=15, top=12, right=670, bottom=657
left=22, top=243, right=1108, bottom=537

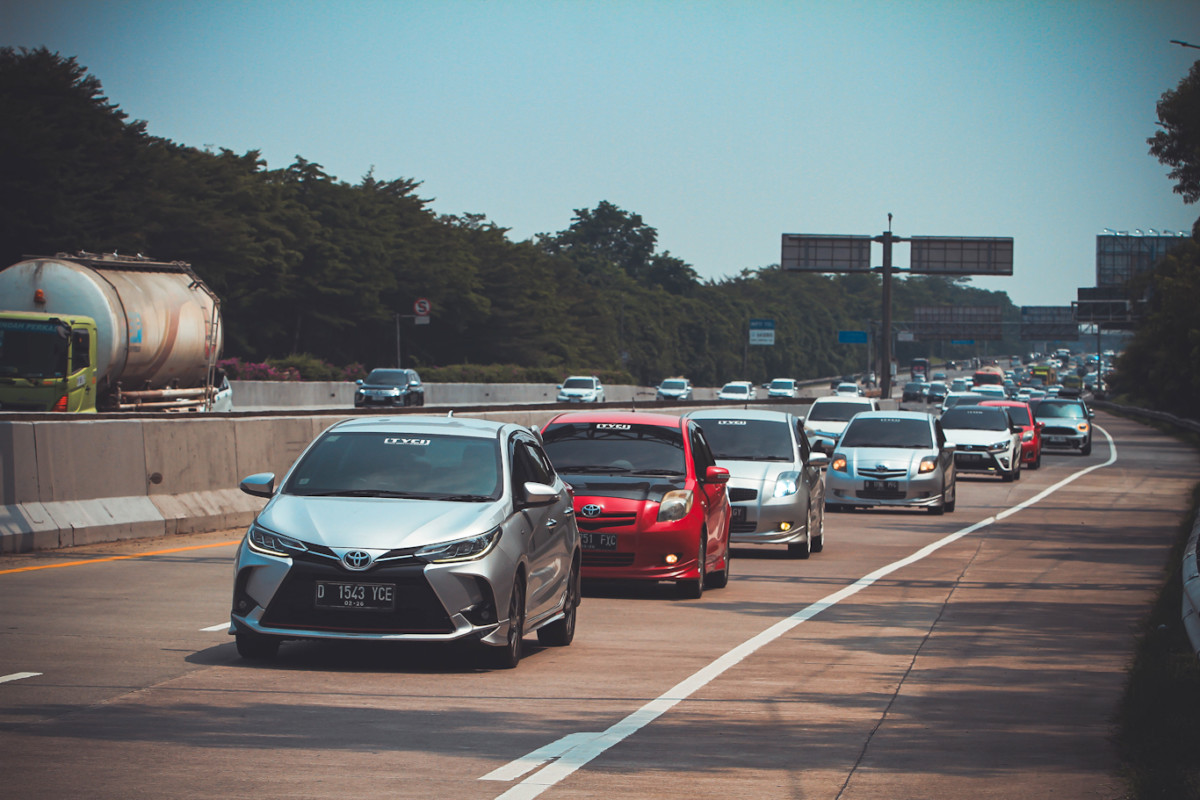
left=0, top=540, right=241, bottom=575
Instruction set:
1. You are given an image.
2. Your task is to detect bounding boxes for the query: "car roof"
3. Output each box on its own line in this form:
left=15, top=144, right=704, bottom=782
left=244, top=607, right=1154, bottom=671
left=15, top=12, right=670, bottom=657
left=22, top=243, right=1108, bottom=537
left=811, top=395, right=874, bottom=405
left=327, top=414, right=507, bottom=439
left=687, top=408, right=797, bottom=423
left=848, top=410, right=933, bottom=422
left=544, top=410, right=687, bottom=429
left=979, top=400, right=1029, bottom=408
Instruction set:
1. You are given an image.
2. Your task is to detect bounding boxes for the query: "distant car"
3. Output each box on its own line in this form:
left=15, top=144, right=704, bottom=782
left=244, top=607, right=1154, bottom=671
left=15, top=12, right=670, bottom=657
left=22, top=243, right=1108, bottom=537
left=932, top=371, right=947, bottom=381
left=825, top=410, right=957, bottom=515
left=767, top=378, right=800, bottom=398
left=950, top=378, right=969, bottom=392
left=541, top=410, right=732, bottom=598
left=803, top=395, right=881, bottom=453
left=557, top=375, right=605, bottom=403
left=686, top=408, right=829, bottom=558
left=833, top=382, right=862, bottom=397
left=981, top=400, right=1043, bottom=470
left=940, top=391, right=991, bottom=414
left=209, top=372, right=234, bottom=412
left=972, top=385, right=1007, bottom=400
left=901, top=381, right=928, bottom=402
left=231, top=415, right=580, bottom=669
left=939, top=405, right=1022, bottom=481
left=656, top=378, right=693, bottom=402
left=1034, top=397, right=1094, bottom=455
left=355, top=368, right=425, bottom=407
left=926, top=381, right=949, bottom=403
left=718, top=381, right=757, bottom=401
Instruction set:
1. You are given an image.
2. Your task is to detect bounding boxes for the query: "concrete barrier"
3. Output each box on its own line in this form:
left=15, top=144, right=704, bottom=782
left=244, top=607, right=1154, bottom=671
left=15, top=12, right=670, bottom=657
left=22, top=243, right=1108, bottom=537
left=0, top=392, right=834, bottom=554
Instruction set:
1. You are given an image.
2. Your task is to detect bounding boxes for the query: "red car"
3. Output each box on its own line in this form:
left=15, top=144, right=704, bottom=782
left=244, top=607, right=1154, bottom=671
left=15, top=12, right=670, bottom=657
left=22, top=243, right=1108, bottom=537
left=541, top=411, right=732, bottom=598
left=980, top=400, right=1043, bottom=469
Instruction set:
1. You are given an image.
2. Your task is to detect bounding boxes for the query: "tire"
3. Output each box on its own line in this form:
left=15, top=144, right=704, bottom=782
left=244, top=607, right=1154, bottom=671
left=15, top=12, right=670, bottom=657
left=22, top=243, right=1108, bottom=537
left=235, top=630, right=280, bottom=660
left=810, top=505, right=825, bottom=553
left=678, top=535, right=706, bottom=599
left=537, top=558, right=579, bottom=647
left=1081, top=439, right=1092, bottom=456
left=788, top=519, right=811, bottom=559
left=487, top=575, right=525, bottom=669
left=1029, top=451, right=1041, bottom=470
left=706, top=544, right=731, bottom=589
left=927, top=482, right=946, bottom=515
left=1001, top=465, right=1015, bottom=482
left=1013, top=458, right=1021, bottom=480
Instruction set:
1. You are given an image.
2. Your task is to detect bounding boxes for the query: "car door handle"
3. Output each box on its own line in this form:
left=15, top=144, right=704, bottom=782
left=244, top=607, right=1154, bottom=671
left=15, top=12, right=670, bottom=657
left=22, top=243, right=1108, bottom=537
left=546, top=518, right=559, bottom=528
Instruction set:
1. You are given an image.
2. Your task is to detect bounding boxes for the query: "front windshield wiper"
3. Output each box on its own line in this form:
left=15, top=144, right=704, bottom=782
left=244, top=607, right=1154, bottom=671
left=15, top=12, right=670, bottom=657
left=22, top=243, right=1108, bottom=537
left=717, top=455, right=790, bottom=462
left=298, top=489, right=437, bottom=499
left=556, top=465, right=633, bottom=474
left=630, top=469, right=686, bottom=476
left=437, top=494, right=495, bottom=502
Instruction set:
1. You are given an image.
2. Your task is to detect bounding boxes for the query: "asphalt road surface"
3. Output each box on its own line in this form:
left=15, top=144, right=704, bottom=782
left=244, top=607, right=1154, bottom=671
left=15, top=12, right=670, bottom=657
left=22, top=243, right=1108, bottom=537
left=1, top=412, right=1195, bottom=799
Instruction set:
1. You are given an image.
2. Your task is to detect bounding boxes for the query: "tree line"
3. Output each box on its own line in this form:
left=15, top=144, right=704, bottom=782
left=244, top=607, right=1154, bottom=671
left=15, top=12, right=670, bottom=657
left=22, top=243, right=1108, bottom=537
left=2, top=46, right=1032, bottom=386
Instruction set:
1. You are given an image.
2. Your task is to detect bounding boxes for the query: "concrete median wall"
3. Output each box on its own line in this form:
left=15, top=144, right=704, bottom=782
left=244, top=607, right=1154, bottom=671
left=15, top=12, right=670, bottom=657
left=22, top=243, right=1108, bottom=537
left=0, top=392, right=827, bottom=554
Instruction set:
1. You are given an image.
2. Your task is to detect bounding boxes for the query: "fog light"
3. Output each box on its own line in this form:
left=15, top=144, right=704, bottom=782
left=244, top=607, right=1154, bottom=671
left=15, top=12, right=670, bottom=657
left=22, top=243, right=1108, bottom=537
left=779, top=521, right=792, bottom=532
left=665, top=553, right=679, bottom=565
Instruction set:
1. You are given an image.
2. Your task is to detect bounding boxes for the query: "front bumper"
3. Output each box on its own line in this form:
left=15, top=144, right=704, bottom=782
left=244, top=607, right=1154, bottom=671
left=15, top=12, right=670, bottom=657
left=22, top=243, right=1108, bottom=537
left=953, top=448, right=1015, bottom=476
left=826, top=470, right=945, bottom=508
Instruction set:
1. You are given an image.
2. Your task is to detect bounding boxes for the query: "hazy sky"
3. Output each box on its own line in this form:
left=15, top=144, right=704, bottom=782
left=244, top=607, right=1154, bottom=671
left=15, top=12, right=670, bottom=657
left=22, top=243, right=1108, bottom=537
left=4, top=0, right=1199, bottom=308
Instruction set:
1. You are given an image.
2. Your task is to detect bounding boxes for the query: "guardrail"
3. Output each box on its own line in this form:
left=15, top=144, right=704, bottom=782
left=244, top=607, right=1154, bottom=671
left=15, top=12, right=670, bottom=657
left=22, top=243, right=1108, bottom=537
left=1092, top=399, right=1200, bottom=659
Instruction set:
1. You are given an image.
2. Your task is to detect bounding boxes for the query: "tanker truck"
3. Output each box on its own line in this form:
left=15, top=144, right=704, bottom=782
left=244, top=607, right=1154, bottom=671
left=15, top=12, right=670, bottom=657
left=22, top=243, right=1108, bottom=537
left=0, top=252, right=227, bottom=412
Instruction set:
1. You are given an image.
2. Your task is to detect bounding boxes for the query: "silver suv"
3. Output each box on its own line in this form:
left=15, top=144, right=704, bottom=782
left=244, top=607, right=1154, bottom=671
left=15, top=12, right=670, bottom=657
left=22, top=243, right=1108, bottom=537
left=656, top=378, right=693, bottom=401
left=231, top=415, right=581, bottom=669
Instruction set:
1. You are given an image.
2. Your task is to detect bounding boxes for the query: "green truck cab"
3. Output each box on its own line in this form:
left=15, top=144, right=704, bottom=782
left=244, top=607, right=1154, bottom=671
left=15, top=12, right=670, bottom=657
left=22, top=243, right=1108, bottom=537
left=0, top=312, right=100, bottom=412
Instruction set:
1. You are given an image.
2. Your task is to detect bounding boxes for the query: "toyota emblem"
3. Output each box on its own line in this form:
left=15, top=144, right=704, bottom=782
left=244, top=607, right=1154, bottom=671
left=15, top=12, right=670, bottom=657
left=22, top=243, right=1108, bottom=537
left=342, top=550, right=373, bottom=571
left=580, top=503, right=603, bottom=518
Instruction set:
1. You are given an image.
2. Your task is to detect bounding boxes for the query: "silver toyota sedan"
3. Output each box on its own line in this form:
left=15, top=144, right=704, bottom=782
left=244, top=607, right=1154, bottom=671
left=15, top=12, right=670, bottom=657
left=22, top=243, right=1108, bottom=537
left=230, top=415, right=580, bottom=669
left=686, top=408, right=829, bottom=558
left=825, top=410, right=957, bottom=515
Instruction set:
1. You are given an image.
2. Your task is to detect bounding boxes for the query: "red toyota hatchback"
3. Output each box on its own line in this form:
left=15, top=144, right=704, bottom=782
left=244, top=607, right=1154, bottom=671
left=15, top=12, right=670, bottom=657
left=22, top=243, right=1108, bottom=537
left=541, top=411, right=732, bottom=598
left=980, top=400, right=1043, bottom=469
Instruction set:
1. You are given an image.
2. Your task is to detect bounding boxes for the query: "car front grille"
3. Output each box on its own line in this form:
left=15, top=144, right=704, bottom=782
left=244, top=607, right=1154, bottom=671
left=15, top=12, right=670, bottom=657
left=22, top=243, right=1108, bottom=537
left=261, top=563, right=453, bottom=634
left=1041, top=424, right=1081, bottom=437
left=728, top=488, right=758, bottom=502
left=730, top=521, right=758, bottom=533
left=857, top=467, right=907, bottom=480
left=578, top=513, right=638, bottom=531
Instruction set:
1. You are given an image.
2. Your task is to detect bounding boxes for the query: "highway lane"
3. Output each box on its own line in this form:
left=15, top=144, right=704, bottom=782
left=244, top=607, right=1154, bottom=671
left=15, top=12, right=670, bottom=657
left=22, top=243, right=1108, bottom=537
left=0, top=412, right=1195, bottom=799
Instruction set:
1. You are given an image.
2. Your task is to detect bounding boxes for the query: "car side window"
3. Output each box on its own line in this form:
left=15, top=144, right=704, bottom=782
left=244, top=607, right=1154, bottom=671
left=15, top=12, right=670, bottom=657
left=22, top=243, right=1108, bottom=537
left=511, top=436, right=553, bottom=491
left=794, top=420, right=812, bottom=462
left=934, top=421, right=947, bottom=449
left=689, top=424, right=716, bottom=476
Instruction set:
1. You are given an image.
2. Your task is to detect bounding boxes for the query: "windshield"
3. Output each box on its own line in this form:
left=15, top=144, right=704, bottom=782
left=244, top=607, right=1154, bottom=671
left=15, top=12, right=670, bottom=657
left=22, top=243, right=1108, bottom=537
left=940, top=407, right=1009, bottom=431
left=720, top=383, right=748, bottom=394
left=1035, top=402, right=1086, bottom=420
left=364, top=369, right=409, bottom=386
left=993, top=405, right=1032, bottom=427
left=0, top=318, right=69, bottom=379
left=283, top=432, right=501, bottom=500
left=563, top=378, right=595, bottom=389
left=696, top=418, right=792, bottom=461
left=769, top=380, right=794, bottom=390
left=808, top=401, right=870, bottom=422
left=660, top=380, right=687, bottom=390
left=840, top=418, right=933, bottom=449
left=542, top=422, right=685, bottom=475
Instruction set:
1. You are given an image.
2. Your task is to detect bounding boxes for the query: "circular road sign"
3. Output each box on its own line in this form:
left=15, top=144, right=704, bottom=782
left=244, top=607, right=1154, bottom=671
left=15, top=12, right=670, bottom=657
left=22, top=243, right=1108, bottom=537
left=413, top=298, right=431, bottom=316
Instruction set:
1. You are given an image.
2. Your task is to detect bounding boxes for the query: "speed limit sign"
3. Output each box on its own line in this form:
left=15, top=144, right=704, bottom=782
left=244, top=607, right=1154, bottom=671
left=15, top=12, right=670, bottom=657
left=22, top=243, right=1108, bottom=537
left=413, top=298, right=431, bottom=316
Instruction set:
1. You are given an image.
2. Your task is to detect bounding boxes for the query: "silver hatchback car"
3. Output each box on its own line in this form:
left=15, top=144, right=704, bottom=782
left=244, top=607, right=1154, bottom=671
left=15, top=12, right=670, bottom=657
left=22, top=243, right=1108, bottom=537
left=686, top=409, right=829, bottom=558
left=825, top=410, right=957, bottom=515
left=231, top=415, right=580, bottom=669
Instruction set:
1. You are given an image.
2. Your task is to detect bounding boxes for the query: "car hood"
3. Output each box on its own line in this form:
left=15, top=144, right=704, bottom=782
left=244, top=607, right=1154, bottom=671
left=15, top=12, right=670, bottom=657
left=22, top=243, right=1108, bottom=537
left=561, top=473, right=685, bottom=503
left=841, top=447, right=933, bottom=472
left=359, top=383, right=403, bottom=391
left=942, top=429, right=1011, bottom=447
left=257, top=494, right=506, bottom=550
left=717, top=460, right=795, bottom=486
left=658, top=388, right=687, bottom=396
left=807, top=420, right=850, bottom=437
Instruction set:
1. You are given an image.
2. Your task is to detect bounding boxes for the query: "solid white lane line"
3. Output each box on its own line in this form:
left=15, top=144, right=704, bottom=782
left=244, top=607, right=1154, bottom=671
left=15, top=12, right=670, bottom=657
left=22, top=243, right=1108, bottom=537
left=0, top=672, right=42, bottom=684
left=200, top=622, right=229, bottom=632
left=485, top=427, right=1119, bottom=800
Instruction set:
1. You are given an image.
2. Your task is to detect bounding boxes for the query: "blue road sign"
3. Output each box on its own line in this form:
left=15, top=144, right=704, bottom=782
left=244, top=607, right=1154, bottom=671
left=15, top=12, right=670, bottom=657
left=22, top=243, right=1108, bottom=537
left=838, top=330, right=868, bottom=344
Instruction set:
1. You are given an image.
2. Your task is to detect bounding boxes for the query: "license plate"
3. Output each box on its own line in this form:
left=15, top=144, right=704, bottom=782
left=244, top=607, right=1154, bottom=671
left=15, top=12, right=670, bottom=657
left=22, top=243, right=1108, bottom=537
left=958, top=453, right=982, bottom=462
left=581, top=532, right=618, bottom=551
left=864, top=480, right=898, bottom=492
left=1046, top=436, right=1065, bottom=444
left=731, top=506, right=747, bottom=523
left=315, top=581, right=395, bottom=611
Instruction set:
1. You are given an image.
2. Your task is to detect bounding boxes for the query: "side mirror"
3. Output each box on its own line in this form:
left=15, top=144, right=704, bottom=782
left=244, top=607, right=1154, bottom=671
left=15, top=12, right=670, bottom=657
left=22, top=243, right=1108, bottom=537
left=1088, top=410, right=1095, bottom=419
left=943, top=441, right=958, bottom=451
left=239, top=472, right=276, bottom=498
left=522, top=481, right=559, bottom=507
left=1036, top=421, right=1046, bottom=429
left=355, top=379, right=364, bottom=386
left=807, top=453, right=830, bottom=469
left=704, top=465, right=730, bottom=485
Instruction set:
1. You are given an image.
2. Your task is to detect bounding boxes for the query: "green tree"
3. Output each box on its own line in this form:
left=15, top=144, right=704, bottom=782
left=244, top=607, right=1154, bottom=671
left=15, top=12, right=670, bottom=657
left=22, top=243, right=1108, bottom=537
left=1149, top=59, right=1200, bottom=220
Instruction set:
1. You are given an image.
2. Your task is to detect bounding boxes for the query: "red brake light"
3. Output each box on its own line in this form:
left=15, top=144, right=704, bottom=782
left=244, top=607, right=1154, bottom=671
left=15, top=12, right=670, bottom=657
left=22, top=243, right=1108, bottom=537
left=52, top=395, right=68, bottom=411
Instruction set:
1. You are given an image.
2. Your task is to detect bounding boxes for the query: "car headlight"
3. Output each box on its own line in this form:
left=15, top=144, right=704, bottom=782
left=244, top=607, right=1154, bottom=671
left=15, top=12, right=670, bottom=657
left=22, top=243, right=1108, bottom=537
left=773, top=471, right=801, bottom=497
left=831, top=456, right=847, bottom=472
left=658, top=490, right=694, bottom=522
left=416, top=528, right=501, bottom=563
left=987, top=440, right=1011, bottom=453
left=1077, top=423, right=1090, bottom=432
left=1021, top=430, right=1033, bottom=441
left=918, top=457, right=937, bottom=474
left=247, top=524, right=307, bottom=557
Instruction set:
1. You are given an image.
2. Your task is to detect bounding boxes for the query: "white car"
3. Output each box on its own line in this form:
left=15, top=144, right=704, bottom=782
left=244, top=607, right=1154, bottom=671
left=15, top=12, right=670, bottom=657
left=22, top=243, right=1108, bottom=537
left=767, top=378, right=799, bottom=398
left=939, top=405, right=1022, bottom=481
left=833, top=382, right=862, bottom=397
left=718, top=381, right=757, bottom=401
left=557, top=375, right=605, bottom=403
left=803, top=396, right=880, bottom=453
